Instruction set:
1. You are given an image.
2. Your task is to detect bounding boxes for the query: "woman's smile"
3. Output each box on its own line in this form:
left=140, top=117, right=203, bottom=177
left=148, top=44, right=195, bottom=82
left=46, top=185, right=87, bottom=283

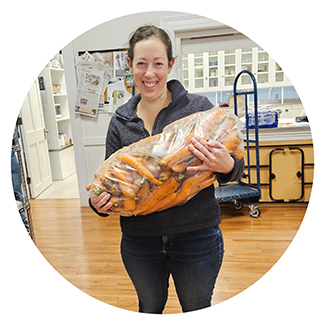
left=143, top=81, right=159, bottom=89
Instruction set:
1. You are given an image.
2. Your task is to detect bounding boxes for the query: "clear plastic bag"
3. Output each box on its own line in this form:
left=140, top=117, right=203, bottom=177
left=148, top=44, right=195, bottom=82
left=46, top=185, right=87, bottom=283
left=88, top=108, right=244, bottom=216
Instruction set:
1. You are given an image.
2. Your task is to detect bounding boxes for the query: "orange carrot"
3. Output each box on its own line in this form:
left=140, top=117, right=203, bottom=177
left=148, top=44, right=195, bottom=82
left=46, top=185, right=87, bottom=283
left=161, top=134, right=210, bottom=170
left=136, top=179, right=150, bottom=200
left=132, top=176, right=180, bottom=215
left=144, top=192, right=177, bottom=214
left=118, top=154, right=162, bottom=185
left=171, top=156, right=201, bottom=173
left=197, top=108, right=227, bottom=135
left=122, top=197, right=136, bottom=211
left=112, top=165, right=130, bottom=183
left=109, top=196, right=122, bottom=210
left=158, top=171, right=171, bottom=181
left=140, top=155, right=162, bottom=178
left=89, top=178, right=106, bottom=197
left=160, top=145, right=192, bottom=170
left=108, top=196, right=135, bottom=214
left=189, top=171, right=215, bottom=194
left=161, top=171, right=215, bottom=210
left=232, top=143, right=245, bottom=159
left=211, top=117, right=237, bottom=141
left=119, top=183, right=137, bottom=199
left=221, top=132, right=241, bottom=153
left=160, top=176, right=199, bottom=210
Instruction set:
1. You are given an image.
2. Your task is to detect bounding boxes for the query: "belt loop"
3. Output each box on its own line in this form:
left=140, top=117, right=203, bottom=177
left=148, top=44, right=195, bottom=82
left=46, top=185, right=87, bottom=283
left=162, top=235, right=169, bottom=255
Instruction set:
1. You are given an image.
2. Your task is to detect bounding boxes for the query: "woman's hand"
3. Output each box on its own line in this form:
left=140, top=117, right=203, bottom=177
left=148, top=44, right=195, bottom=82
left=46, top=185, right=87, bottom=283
left=187, top=136, right=235, bottom=174
left=86, top=184, right=120, bottom=216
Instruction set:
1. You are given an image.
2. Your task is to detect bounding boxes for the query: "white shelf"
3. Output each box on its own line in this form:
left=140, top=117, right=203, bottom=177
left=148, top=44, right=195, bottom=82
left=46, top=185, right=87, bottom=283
left=40, top=66, right=74, bottom=148
left=56, top=116, right=70, bottom=122
left=40, top=65, right=76, bottom=180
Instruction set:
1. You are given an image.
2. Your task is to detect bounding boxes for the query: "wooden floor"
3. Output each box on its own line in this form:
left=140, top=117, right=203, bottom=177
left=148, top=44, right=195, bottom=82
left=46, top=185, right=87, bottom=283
left=30, top=199, right=306, bottom=314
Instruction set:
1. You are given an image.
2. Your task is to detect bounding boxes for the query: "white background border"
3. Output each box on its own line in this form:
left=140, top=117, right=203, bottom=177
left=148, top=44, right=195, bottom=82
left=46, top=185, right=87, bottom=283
left=1, top=1, right=324, bottom=324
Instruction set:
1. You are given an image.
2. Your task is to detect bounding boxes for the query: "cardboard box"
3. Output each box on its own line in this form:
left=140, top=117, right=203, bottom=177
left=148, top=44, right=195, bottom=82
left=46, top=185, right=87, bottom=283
left=52, top=84, right=61, bottom=94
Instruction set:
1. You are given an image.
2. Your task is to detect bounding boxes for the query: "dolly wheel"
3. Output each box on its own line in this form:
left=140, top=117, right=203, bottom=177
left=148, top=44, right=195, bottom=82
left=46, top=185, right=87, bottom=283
left=232, top=200, right=243, bottom=210
left=249, top=205, right=260, bottom=218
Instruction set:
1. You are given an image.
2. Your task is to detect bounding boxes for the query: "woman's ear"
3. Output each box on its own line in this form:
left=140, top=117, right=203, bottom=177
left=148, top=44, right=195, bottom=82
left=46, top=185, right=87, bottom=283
left=127, top=57, right=133, bottom=73
left=168, top=58, right=175, bottom=73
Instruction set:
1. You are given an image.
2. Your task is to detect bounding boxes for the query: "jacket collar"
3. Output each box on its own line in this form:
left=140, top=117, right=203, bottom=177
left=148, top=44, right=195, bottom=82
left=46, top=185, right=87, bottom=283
left=115, top=79, right=188, bottom=121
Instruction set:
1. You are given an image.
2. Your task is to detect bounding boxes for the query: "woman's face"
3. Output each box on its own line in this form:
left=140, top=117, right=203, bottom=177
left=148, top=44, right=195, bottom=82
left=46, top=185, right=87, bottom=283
left=127, top=37, right=174, bottom=102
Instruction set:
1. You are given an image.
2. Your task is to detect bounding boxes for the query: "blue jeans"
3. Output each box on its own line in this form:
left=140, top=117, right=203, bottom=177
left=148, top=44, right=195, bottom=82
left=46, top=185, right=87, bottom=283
left=121, top=225, right=224, bottom=313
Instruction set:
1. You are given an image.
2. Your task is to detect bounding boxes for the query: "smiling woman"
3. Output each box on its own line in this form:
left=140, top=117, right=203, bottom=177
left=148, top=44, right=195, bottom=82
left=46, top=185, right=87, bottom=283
left=10, top=10, right=313, bottom=320
left=128, top=37, right=174, bottom=134
left=126, top=28, right=175, bottom=135
left=88, top=23, right=245, bottom=314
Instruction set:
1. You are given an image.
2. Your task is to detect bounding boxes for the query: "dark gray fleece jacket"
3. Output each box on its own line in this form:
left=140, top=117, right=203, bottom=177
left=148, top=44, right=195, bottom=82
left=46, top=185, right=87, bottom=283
left=91, top=79, right=244, bottom=236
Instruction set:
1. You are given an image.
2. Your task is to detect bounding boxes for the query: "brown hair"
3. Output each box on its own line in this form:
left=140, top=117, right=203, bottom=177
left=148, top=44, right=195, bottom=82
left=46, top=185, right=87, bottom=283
left=128, top=24, right=174, bottom=66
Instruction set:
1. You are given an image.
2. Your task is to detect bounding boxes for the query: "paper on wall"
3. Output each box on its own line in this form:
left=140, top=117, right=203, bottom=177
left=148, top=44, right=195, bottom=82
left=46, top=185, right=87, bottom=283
left=75, top=68, right=104, bottom=117
left=106, top=78, right=131, bottom=113
left=75, top=51, right=112, bottom=115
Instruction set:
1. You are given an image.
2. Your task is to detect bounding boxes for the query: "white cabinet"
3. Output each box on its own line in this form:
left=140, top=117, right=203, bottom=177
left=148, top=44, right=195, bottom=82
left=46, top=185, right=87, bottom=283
left=49, top=145, right=76, bottom=181
left=39, top=66, right=76, bottom=180
left=182, top=47, right=292, bottom=93
left=183, top=52, right=220, bottom=92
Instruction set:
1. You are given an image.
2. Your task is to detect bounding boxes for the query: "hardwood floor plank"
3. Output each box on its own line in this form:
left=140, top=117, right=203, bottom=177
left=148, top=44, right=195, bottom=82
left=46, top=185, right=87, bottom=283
left=30, top=199, right=306, bottom=314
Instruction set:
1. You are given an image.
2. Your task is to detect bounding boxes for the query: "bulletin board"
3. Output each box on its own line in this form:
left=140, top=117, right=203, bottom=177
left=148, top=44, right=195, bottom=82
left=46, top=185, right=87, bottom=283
left=78, top=49, right=137, bottom=102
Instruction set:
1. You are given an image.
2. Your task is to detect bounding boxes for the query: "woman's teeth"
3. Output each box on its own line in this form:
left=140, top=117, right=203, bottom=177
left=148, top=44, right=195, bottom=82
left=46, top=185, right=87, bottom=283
left=143, top=82, right=157, bottom=88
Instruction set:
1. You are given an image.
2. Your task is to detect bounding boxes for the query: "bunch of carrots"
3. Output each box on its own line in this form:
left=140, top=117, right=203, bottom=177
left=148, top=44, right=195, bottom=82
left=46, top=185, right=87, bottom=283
left=88, top=108, right=244, bottom=216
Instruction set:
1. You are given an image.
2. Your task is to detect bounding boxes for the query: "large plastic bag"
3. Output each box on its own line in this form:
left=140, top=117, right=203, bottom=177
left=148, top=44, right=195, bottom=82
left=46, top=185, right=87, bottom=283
left=88, top=107, right=244, bottom=216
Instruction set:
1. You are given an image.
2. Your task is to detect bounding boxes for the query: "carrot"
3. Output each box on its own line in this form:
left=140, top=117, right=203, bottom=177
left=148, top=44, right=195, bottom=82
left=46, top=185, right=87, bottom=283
left=119, top=183, right=137, bottom=199
left=135, top=179, right=150, bottom=200
left=158, top=171, right=171, bottom=181
left=108, top=196, right=135, bottom=213
left=132, top=176, right=180, bottom=215
left=159, top=132, right=194, bottom=167
left=232, top=143, right=245, bottom=159
left=161, top=171, right=215, bottom=210
left=140, top=155, right=162, bottom=178
left=190, top=171, right=215, bottom=194
left=89, top=178, right=106, bottom=197
left=161, top=133, right=210, bottom=170
left=109, top=196, right=122, bottom=210
left=99, top=170, right=121, bottom=195
left=196, top=108, right=227, bottom=135
left=112, top=165, right=130, bottom=183
left=212, top=117, right=237, bottom=141
left=122, top=197, right=136, bottom=211
left=171, top=156, right=201, bottom=173
left=161, top=146, right=190, bottom=169
left=100, top=170, right=114, bottom=188
left=144, top=192, right=177, bottom=215
left=160, top=176, right=200, bottom=210
left=221, top=132, right=241, bottom=153
left=118, top=154, right=162, bottom=185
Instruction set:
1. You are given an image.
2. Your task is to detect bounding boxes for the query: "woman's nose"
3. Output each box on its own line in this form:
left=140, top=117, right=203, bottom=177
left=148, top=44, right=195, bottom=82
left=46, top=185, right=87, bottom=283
left=145, top=65, right=155, bottom=78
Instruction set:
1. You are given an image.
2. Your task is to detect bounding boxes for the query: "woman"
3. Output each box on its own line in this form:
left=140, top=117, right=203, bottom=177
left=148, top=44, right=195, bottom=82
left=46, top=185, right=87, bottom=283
left=88, top=25, right=244, bottom=313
